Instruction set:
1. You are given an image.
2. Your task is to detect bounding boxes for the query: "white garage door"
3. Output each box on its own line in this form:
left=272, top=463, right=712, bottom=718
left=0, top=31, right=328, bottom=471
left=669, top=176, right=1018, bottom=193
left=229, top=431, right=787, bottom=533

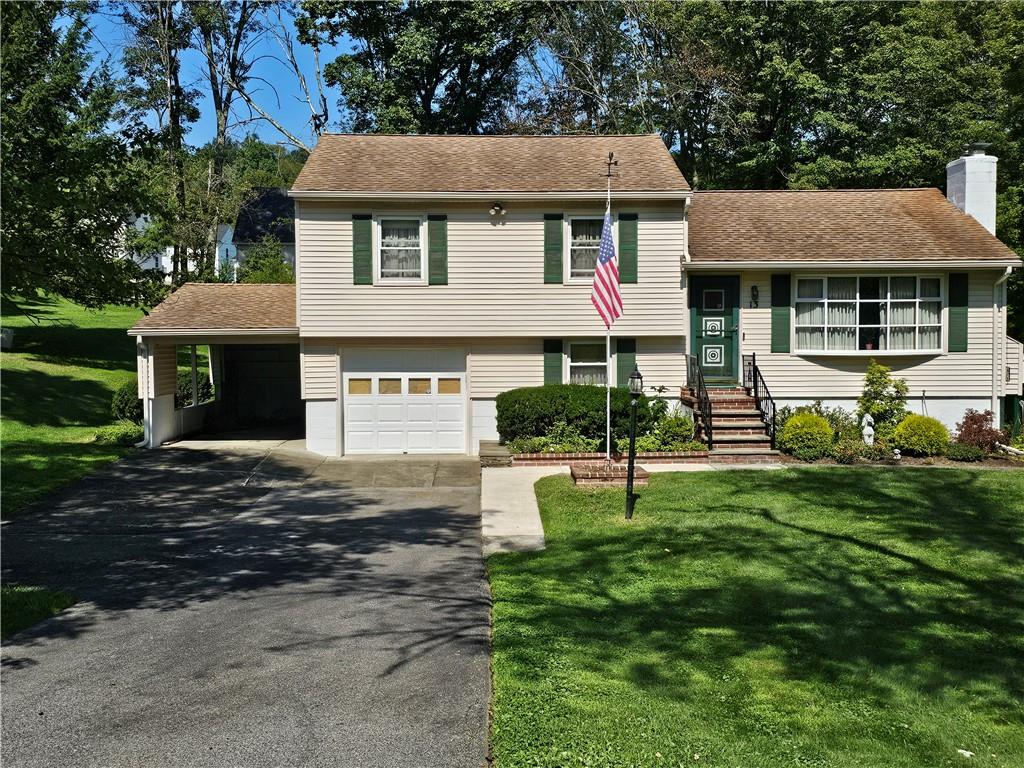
left=344, top=373, right=466, bottom=454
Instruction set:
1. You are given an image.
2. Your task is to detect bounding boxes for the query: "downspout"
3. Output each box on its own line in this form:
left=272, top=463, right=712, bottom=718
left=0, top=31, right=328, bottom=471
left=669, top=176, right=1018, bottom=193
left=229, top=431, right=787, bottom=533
left=992, top=266, right=1012, bottom=414
left=682, top=196, right=692, bottom=264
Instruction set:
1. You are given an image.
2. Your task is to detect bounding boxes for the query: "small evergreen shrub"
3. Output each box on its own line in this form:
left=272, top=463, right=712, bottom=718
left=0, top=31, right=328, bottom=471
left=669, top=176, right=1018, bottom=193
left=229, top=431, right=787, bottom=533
left=954, top=409, right=1006, bottom=453
left=175, top=371, right=214, bottom=409
left=111, top=379, right=143, bottom=424
left=778, top=412, right=833, bottom=461
left=893, top=414, right=950, bottom=456
left=857, top=359, right=909, bottom=441
left=775, top=401, right=858, bottom=442
left=496, top=384, right=660, bottom=446
left=947, top=442, right=985, bottom=462
left=95, top=420, right=144, bottom=446
left=829, top=437, right=864, bottom=465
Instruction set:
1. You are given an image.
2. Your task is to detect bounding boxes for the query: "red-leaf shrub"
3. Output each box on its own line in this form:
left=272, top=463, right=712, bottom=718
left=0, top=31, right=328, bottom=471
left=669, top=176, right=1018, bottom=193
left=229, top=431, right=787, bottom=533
left=954, top=409, right=1006, bottom=453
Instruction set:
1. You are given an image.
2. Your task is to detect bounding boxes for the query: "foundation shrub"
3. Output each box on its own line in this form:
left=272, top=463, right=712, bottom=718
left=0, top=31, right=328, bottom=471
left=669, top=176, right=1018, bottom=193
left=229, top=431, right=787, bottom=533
left=893, top=414, right=950, bottom=457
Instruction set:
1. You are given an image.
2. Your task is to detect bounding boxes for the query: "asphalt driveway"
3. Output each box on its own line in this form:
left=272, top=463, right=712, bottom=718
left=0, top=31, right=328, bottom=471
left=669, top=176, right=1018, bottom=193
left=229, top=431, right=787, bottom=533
left=1, top=446, right=489, bottom=768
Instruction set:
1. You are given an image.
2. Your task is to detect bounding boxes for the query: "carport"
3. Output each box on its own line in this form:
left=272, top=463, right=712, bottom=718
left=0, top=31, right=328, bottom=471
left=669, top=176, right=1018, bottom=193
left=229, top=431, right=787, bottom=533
left=129, top=283, right=301, bottom=447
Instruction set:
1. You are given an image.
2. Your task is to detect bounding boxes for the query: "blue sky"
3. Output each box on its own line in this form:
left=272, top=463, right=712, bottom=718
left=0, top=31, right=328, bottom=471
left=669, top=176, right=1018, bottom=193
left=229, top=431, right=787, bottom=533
left=86, top=3, right=351, bottom=149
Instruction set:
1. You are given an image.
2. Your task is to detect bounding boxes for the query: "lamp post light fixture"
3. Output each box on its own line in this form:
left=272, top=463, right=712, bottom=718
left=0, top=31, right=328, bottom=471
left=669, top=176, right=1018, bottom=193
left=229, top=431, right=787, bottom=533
left=625, top=365, right=643, bottom=519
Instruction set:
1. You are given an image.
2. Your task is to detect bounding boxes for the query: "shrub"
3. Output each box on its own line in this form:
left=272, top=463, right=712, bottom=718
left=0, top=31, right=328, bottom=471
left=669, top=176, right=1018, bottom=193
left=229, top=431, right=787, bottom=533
left=947, top=442, right=985, bottom=462
left=614, top=412, right=698, bottom=453
left=111, top=379, right=143, bottom=424
left=496, top=384, right=659, bottom=447
left=857, top=359, right=908, bottom=441
left=778, top=412, right=833, bottom=461
left=893, top=414, right=950, bottom=457
left=776, top=400, right=858, bottom=442
left=829, top=437, right=864, bottom=465
left=95, top=420, right=144, bottom=446
left=954, top=409, right=1006, bottom=453
left=175, top=371, right=214, bottom=409
left=861, top=442, right=894, bottom=463
left=507, top=421, right=601, bottom=454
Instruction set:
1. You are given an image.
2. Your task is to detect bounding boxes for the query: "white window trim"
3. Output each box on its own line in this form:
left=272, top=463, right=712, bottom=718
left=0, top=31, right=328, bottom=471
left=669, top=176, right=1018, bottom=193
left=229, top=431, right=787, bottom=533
left=564, top=339, right=609, bottom=385
left=793, top=274, right=945, bottom=356
left=565, top=214, right=616, bottom=284
left=373, top=214, right=428, bottom=286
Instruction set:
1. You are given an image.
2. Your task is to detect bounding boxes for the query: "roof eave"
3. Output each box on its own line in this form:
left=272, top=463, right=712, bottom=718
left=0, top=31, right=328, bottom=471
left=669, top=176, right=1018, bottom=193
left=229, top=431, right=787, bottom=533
left=128, top=327, right=299, bottom=337
left=288, top=189, right=691, bottom=201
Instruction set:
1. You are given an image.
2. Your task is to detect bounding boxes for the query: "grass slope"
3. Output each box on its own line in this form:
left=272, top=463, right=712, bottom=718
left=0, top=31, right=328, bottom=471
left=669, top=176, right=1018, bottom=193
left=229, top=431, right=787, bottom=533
left=1, top=296, right=142, bottom=515
left=489, top=467, right=1024, bottom=768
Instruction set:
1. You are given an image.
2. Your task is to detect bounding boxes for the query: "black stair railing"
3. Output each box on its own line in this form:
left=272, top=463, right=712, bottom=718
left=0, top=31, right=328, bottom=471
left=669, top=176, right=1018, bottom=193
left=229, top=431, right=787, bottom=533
left=746, top=352, right=778, bottom=449
left=686, top=354, right=714, bottom=450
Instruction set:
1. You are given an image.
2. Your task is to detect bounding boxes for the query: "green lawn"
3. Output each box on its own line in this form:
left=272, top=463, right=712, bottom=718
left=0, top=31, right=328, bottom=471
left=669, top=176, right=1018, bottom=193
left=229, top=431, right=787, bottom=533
left=1, top=585, right=76, bottom=639
left=489, top=468, right=1024, bottom=768
left=1, top=296, right=142, bottom=515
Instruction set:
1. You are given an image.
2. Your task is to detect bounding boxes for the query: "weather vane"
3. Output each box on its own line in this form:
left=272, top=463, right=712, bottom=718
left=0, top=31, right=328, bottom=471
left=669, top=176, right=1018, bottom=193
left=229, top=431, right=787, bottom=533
left=604, top=151, right=619, bottom=178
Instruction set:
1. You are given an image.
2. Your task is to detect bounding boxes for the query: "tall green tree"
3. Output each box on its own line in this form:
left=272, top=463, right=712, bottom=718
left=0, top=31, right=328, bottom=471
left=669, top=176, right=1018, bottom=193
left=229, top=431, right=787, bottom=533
left=297, top=0, right=539, bottom=133
left=0, top=1, right=162, bottom=308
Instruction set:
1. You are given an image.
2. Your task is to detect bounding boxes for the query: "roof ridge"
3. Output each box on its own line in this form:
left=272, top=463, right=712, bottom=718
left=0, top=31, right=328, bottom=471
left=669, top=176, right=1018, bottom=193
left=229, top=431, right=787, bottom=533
left=695, top=187, right=939, bottom=194
left=317, top=132, right=663, bottom=139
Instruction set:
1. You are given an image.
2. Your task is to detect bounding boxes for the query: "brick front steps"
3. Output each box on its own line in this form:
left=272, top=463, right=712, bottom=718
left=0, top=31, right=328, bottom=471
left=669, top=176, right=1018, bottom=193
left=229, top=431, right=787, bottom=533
left=511, top=450, right=709, bottom=466
left=571, top=463, right=651, bottom=487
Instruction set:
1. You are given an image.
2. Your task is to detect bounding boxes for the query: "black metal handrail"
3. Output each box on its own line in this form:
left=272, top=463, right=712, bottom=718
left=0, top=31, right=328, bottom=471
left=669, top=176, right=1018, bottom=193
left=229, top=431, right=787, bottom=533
left=747, top=352, right=777, bottom=449
left=686, top=354, right=714, bottom=450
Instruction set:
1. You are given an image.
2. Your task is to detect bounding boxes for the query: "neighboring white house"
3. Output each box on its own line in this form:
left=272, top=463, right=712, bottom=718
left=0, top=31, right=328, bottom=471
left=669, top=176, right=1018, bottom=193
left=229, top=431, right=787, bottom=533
left=129, top=134, right=1022, bottom=457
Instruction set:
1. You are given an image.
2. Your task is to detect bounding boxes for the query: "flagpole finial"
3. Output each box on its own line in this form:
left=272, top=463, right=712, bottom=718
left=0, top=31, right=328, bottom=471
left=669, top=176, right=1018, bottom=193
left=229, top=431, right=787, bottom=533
left=605, top=152, right=618, bottom=213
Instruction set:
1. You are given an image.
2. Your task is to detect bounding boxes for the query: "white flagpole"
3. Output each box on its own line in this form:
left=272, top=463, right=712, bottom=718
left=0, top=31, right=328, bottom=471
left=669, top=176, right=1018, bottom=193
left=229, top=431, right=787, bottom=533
left=605, top=169, right=612, bottom=463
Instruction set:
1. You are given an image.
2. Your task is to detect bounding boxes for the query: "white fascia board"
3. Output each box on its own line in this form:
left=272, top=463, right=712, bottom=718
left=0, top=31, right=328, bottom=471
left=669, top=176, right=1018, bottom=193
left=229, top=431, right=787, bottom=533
left=683, top=259, right=1022, bottom=270
left=127, top=327, right=299, bottom=337
left=288, top=189, right=692, bottom=201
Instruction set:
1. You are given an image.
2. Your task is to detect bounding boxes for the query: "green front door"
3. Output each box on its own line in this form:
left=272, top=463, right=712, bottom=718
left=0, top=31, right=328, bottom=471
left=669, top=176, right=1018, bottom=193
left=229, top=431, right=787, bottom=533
left=691, top=276, right=740, bottom=384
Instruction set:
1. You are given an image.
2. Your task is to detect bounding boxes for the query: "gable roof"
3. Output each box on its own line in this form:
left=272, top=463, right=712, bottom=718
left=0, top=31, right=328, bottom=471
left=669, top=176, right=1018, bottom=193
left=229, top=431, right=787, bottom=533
left=129, top=283, right=297, bottom=336
left=291, top=133, right=689, bottom=197
left=233, top=188, right=295, bottom=244
left=688, top=188, right=1020, bottom=266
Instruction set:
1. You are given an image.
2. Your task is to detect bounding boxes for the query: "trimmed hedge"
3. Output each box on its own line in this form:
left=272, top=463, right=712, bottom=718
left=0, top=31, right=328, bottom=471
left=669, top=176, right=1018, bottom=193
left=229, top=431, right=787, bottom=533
left=111, top=379, right=143, bottom=424
left=496, top=384, right=661, bottom=447
left=95, top=420, right=144, bottom=446
left=947, top=442, right=985, bottom=462
left=893, top=414, right=949, bottom=457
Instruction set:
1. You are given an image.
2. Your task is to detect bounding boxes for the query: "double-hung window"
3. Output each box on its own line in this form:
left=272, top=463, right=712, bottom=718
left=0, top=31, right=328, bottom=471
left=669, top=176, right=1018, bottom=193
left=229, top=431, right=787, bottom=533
left=795, top=276, right=942, bottom=353
left=377, top=217, right=426, bottom=282
left=568, top=342, right=606, bottom=385
left=568, top=218, right=603, bottom=279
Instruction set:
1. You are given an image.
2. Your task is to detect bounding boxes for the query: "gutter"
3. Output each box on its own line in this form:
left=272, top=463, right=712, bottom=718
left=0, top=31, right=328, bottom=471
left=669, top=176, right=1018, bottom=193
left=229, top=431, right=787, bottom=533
left=126, top=327, right=299, bottom=338
left=683, top=259, right=1022, bottom=270
left=993, top=266, right=1013, bottom=413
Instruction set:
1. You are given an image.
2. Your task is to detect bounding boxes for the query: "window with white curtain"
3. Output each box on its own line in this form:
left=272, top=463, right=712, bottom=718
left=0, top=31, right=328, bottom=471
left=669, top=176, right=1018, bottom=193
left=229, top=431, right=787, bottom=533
left=795, top=276, right=942, bottom=352
left=378, top=218, right=425, bottom=281
left=568, top=342, right=607, bottom=384
left=568, top=218, right=603, bottom=279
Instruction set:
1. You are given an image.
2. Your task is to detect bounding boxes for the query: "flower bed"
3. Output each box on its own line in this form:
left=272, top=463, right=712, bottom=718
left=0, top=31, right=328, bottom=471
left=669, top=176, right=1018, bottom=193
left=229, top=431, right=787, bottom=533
left=512, top=449, right=708, bottom=465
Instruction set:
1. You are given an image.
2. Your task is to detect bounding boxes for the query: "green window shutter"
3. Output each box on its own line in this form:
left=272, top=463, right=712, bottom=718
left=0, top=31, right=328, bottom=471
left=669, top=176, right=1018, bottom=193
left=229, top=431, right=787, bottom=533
left=543, top=339, right=562, bottom=384
left=618, top=214, right=638, bottom=284
left=616, top=338, right=636, bottom=386
left=352, top=214, right=372, bottom=285
left=427, top=215, right=448, bottom=285
left=948, top=272, right=969, bottom=352
left=544, top=214, right=563, bottom=284
left=770, top=274, right=791, bottom=353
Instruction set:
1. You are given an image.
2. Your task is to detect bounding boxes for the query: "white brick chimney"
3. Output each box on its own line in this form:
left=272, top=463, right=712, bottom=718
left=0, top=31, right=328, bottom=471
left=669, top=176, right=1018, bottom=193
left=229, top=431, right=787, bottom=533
left=946, top=142, right=997, bottom=234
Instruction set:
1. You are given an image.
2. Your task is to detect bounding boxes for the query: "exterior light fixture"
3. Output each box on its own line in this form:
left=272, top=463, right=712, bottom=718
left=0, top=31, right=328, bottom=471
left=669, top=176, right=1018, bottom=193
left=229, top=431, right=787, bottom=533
left=489, top=203, right=505, bottom=216
left=628, top=366, right=643, bottom=396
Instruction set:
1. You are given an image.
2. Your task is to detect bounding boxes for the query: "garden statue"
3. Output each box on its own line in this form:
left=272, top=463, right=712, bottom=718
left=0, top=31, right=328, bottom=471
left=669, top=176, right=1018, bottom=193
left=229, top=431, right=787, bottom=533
left=860, top=412, right=875, bottom=446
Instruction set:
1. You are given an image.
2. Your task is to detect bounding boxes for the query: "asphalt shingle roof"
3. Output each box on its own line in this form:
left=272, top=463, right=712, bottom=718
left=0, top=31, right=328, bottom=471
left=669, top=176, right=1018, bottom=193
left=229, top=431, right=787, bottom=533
left=129, top=283, right=296, bottom=334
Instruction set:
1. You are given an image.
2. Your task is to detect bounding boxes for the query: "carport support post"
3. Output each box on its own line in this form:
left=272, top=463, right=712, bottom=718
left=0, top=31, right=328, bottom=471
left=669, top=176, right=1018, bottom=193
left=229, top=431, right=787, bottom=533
left=190, top=345, right=199, bottom=407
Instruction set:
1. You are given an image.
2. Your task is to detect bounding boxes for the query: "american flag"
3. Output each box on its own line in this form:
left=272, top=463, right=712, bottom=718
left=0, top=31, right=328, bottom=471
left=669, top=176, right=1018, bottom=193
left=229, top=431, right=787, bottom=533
left=591, top=212, right=623, bottom=328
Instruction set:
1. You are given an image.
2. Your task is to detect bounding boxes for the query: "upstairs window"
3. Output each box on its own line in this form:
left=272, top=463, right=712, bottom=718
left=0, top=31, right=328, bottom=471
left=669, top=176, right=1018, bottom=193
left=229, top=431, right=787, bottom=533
left=378, top=218, right=425, bottom=282
left=568, top=218, right=603, bottom=279
left=795, top=276, right=942, bottom=353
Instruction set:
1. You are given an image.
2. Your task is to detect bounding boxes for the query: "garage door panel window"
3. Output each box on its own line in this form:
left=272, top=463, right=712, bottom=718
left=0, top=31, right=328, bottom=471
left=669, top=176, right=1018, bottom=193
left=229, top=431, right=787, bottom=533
left=409, top=378, right=432, bottom=395
left=378, top=378, right=402, bottom=395
left=438, top=377, right=461, bottom=395
left=348, top=378, right=371, bottom=395
left=378, top=218, right=426, bottom=282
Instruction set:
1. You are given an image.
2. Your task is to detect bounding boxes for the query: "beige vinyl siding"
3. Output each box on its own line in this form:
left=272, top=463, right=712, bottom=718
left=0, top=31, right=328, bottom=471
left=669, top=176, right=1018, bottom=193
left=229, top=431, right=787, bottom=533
left=300, top=341, right=339, bottom=399
left=469, top=339, right=545, bottom=398
left=635, top=336, right=687, bottom=394
left=1005, top=336, right=1023, bottom=394
left=150, top=343, right=177, bottom=397
left=297, top=200, right=685, bottom=337
left=738, top=270, right=1000, bottom=398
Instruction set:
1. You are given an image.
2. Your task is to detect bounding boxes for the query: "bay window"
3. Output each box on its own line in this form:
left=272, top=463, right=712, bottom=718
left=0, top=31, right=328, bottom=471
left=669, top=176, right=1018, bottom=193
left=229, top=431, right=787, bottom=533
left=795, top=276, right=942, bottom=353
left=378, top=217, right=425, bottom=281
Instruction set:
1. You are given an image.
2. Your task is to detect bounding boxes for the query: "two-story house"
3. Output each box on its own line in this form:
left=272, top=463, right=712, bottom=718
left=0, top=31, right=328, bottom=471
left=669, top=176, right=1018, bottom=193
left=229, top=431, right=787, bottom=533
left=129, top=134, right=1022, bottom=457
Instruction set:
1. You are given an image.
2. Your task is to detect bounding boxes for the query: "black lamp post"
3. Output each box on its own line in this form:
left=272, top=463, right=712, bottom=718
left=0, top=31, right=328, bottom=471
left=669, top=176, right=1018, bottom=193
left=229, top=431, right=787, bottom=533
left=625, top=365, right=643, bottom=519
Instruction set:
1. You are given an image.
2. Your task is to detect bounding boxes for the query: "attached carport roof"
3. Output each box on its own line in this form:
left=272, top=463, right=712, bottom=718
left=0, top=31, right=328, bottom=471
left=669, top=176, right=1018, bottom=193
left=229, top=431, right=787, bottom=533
left=129, top=283, right=297, bottom=337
